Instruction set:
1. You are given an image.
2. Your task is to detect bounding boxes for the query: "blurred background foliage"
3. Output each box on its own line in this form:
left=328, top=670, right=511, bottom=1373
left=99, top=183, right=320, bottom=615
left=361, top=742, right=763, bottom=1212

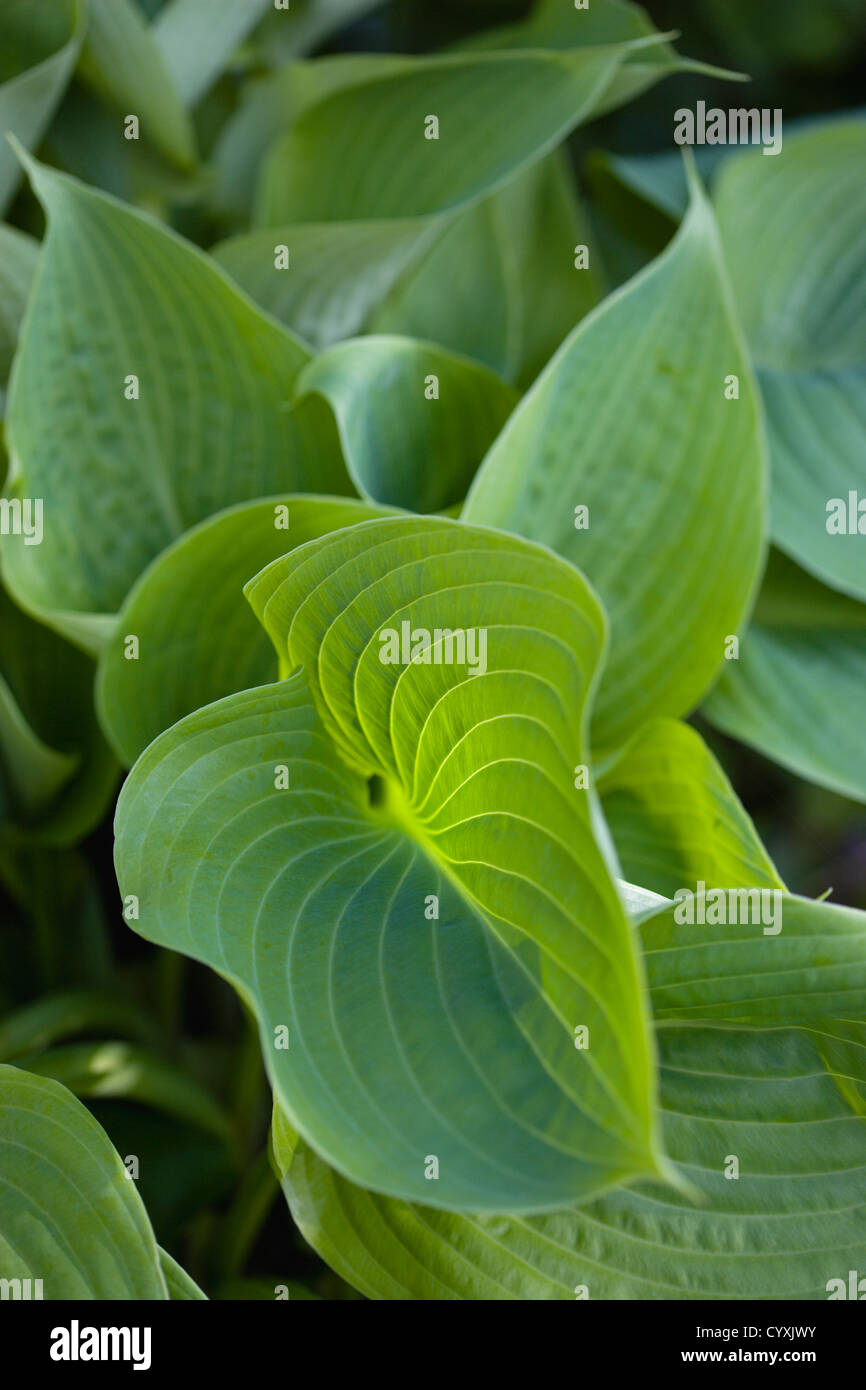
left=1, top=0, right=864, bottom=1299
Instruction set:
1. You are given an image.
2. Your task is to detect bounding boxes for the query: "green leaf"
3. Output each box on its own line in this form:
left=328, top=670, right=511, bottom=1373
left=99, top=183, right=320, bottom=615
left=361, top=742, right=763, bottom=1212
left=213, top=218, right=439, bottom=354
left=0, top=582, right=117, bottom=843
left=642, top=894, right=866, bottom=1023
left=3, top=157, right=349, bottom=643
left=459, top=0, right=741, bottom=116
left=704, top=550, right=866, bottom=805
left=159, top=1245, right=207, bottom=1299
left=599, top=717, right=784, bottom=898
left=0, top=224, right=38, bottom=404
left=0, top=0, right=85, bottom=215
left=296, top=336, right=518, bottom=511
left=0, top=1063, right=169, bottom=1298
left=0, top=991, right=156, bottom=1061
left=77, top=0, right=196, bottom=169
left=464, top=169, right=767, bottom=754
left=97, top=495, right=390, bottom=768
left=253, top=0, right=387, bottom=64
left=714, top=122, right=866, bottom=601
left=153, top=0, right=273, bottom=107
left=371, top=152, right=605, bottom=388
left=19, top=1041, right=232, bottom=1141
left=275, top=1019, right=866, bottom=1299
left=116, top=517, right=668, bottom=1212
left=255, top=46, right=632, bottom=225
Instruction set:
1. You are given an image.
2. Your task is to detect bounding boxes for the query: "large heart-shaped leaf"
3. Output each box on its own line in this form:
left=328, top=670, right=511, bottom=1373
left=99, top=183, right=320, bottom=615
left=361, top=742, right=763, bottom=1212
left=274, top=1018, right=866, bottom=1299
left=704, top=550, right=866, bottom=804
left=98, top=495, right=390, bottom=767
left=2, top=157, right=349, bottom=649
left=0, top=1063, right=170, bottom=1298
left=463, top=168, right=767, bottom=753
left=115, top=517, right=668, bottom=1212
left=0, top=0, right=85, bottom=216
left=714, top=122, right=866, bottom=602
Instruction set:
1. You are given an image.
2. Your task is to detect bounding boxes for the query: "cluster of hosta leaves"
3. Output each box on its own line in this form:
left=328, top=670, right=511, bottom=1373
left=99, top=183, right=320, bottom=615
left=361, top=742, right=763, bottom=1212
left=1, top=0, right=866, bottom=1301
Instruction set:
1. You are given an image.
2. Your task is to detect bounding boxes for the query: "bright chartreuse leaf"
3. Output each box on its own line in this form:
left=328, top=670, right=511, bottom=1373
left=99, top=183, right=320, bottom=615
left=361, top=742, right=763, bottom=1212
left=463, top=167, right=766, bottom=754
left=254, top=45, right=636, bottom=226
left=274, top=1019, right=866, bottom=1299
left=2, top=156, right=350, bottom=646
left=97, top=495, right=390, bottom=767
left=0, top=1063, right=170, bottom=1298
left=714, top=122, right=866, bottom=601
left=295, top=337, right=518, bottom=510
left=0, top=225, right=38, bottom=406
left=153, top=0, right=273, bottom=107
left=704, top=550, right=866, bottom=804
left=115, top=517, right=669, bottom=1212
left=599, top=717, right=784, bottom=898
left=0, top=0, right=85, bottom=215
left=77, top=0, right=196, bottom=170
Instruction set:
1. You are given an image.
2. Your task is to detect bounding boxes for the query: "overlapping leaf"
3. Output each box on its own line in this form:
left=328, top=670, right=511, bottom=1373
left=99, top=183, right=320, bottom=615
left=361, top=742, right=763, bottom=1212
left=275, top=1019, right=866, bottom=1299
left=115, top=517, right=668, bottom=1212
left=464, top=169, right=766, bottom=753
left=0, top=0, right=84, bottom=215
left=98, top=496, right=389, bottom=767
left=0, top=582, right=116, bottom=844
left=714, top=122, right=866, bottom=601
left=2, top=157, right=349, bottom=647
left=78, top=0, right=196, bottom=169
left=296, top=337, right=518, bottom=510
left=599, top=717, right=784, bottom=898
left=0, top=1063, right=170, bottom=1298
left=704, top=550, right=866, bottom=804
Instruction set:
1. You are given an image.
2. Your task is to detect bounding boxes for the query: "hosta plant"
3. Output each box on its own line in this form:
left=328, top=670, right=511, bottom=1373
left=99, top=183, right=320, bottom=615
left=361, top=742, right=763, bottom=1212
left=0, top=0, right=865, bottom=1304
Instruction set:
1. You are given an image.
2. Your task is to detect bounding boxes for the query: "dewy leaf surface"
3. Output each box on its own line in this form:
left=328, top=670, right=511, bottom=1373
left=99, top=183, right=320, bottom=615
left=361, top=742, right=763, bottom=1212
left=0, top=1063, right=169, bottom=1298
left=704, top=550, right=866, bottom=804
left=464, top=171, right=766, bottom=753
left=2, top=158, right=349, bottom=641
left=274, top=1019, right=866, bottom=1300
left=98, top=496, right=391, bottom=767
left=115, top=518, right=667, bottom=1212
left=714, top=122, right=866, bottom=601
